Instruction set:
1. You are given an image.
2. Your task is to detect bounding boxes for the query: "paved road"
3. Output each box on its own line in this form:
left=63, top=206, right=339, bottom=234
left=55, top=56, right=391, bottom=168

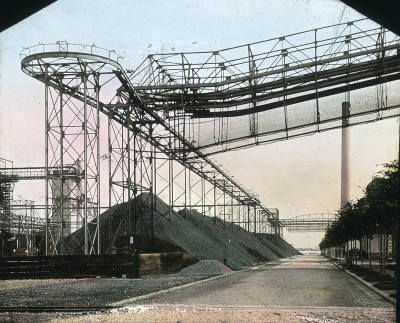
left=130, top=254, right=392, bottom=308
left=102, top=254, right=394, bottom=322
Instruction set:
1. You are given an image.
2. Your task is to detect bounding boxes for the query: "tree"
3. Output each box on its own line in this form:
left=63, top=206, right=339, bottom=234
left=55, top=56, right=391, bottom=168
left=320, top=160, right=398, bottom=259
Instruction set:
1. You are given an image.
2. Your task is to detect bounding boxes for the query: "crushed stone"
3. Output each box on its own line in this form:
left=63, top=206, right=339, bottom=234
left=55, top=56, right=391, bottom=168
left=177, top=260, right=234, bottom=277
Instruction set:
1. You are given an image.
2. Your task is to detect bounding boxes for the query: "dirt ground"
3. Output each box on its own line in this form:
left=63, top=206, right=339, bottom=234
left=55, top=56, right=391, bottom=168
left=0, top=275, right=205, bottom=307
left=1, top=305, right=395, bottom=322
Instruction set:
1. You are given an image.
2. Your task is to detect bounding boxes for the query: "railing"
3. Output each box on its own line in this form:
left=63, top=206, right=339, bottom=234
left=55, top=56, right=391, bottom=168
left=19, top=42, right=123, bottom=62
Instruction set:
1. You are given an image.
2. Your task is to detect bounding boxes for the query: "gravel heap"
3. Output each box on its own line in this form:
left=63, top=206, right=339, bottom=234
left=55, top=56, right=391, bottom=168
left=177, top=260, right=233, bottom=277
left=66, top=193, right=299, bottom=268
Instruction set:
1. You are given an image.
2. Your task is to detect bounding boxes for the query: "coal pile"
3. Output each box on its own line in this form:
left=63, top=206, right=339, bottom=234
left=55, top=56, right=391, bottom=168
left=180, top=208, right=280, bottom=267
left=65, top=194, right=197, bottom=254
left=66, top=193, right=299, bottom=268
left=257, top=233, right=301, bottom=257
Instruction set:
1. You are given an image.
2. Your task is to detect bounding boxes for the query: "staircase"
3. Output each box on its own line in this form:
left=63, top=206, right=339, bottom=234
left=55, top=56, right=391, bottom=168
left=0, top=180, right=13, bottom=232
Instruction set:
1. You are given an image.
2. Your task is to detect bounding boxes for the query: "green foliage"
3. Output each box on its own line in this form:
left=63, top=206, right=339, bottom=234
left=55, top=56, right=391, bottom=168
left=320, top=160, right=398, bottom=249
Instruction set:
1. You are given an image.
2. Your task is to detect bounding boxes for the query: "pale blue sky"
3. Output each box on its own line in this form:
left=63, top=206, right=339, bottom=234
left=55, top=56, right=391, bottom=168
left=0, top=0, right=399, bottom=248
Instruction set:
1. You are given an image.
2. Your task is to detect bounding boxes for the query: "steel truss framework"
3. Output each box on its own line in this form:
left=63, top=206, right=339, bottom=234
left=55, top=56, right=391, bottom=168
left=0, top=165, right=78, bottom=253
left=281, top=213, right=336, bottom=232
left=21, top=44, right=275, bottom=255
left=0, top=158, right=15, bottom=235
left=132, top=18, right=400, bottom=156
left=0, top=161, right=45, bottom=255
left=5, top=200, right=45, bottom=255
left=18, top=18, right=399, bottom=254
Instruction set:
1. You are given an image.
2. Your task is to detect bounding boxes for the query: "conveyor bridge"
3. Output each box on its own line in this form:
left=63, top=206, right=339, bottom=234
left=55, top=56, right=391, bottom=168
left=281, top=213, right=336, bottom=232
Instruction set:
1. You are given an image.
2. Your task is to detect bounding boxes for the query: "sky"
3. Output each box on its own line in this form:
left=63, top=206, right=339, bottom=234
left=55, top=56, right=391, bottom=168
left=0, top=0, right=399, bottom=248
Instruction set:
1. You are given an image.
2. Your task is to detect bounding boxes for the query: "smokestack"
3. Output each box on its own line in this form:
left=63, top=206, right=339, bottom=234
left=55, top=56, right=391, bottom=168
left=341, top=102, right=350, bottom=207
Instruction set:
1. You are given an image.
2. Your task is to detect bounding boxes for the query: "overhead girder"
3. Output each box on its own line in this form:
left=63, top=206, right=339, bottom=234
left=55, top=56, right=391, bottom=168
left=130, top=20, right=399, bottom=140
left=134, top=47, right=400, bottom=116
left=124, top=19, right=400, bottom=157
